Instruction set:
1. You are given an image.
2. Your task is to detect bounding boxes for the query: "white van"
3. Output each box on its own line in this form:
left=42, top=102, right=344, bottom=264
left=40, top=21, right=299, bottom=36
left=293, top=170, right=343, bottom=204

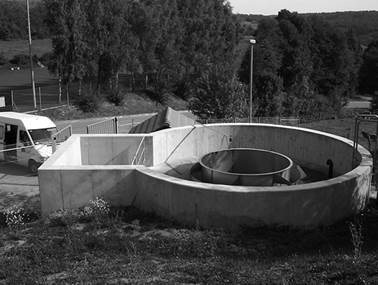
left=0, top=112, right=57, bottom=173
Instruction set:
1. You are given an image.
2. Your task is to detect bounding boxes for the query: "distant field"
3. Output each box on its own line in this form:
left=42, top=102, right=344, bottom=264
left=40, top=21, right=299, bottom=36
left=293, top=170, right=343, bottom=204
left=0, top=39, right=52, bottom=59
left=0, top=67, right=56, bottom=88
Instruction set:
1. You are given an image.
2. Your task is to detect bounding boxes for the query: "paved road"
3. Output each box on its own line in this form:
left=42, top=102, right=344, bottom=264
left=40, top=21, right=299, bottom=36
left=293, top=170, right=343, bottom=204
left=0, top=162, right=39, bottom=211
left=344, top=100, right=371, bottom=109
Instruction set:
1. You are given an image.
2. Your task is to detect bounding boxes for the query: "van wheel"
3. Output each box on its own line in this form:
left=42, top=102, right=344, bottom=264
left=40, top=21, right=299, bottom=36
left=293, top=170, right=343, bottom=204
left=28, top=160, right=40, bottom=174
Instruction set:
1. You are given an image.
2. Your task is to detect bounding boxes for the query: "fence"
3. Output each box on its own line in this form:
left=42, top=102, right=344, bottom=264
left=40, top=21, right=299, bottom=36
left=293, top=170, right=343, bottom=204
left=117, top=117, right=139, bottom=133
left=0, top=79, right=82, bottom=113
left=86, top=116, right=146, bottom=134
left=198, top=116, right=300, bottom=127
left=119, top=73, right=158, bottom=91
left=86, top=117, right=119, bottom=134
left=0, top=83, right=71, bottom=113
left=52, top=125, right=73, bottom=153
left=84, top=115, right=301, bottom=135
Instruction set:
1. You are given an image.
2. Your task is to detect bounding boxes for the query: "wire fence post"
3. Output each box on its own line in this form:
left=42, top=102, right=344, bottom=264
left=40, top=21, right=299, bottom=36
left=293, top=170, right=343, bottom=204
left=66, top=85, right=70, bottom=107
left=52, top=136, right=57, bottom=153
left=58, top=77, right=62, bottom=104
left=115, top=117, right=119, bottom=134
left=38, top=87, right=42, bottom=110
left=10, top=90, right=14, bottom=110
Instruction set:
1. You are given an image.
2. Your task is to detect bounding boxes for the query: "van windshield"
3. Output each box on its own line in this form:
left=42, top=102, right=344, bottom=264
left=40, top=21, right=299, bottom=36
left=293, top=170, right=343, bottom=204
left=28, top=128, right=56, bottom=144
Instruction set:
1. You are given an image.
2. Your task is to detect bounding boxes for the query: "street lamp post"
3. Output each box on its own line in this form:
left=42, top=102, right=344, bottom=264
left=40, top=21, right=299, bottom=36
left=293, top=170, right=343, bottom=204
left=26, top=0, right=37, bottom=109
left=249, top=39, right=256, bottom=123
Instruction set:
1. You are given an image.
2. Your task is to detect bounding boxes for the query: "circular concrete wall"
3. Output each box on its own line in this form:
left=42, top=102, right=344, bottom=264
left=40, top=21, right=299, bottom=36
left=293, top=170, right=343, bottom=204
left=135, top=124, right=372, bottom=229
left=200, top=148, right=293, bottom=186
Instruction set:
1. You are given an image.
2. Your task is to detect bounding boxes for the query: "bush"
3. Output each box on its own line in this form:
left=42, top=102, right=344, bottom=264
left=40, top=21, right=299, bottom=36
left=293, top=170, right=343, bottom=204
left=77, top=92, right=100, bottom=113
left=9, top=54, right=29, bottom=66
left=0, top=53, right=7, bottom=66
left=106, top=89, right=124, bottom=106
left=188, top=63, right=248, bottom=119
left=173, top=79, right=191, bottom=100
left=144, top=88, right=168, bottom=104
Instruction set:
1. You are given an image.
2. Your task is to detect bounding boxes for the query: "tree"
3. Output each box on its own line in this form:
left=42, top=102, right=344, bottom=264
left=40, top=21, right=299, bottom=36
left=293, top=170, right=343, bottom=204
left=239, top=18, right=284, bottom=116
left=359, top=40, right=378, bottom=94
left=238, top=10, right=361, bottom=117
left=44, top=0, right=88, bottom=86
left=189, top=63, right=248, bottom=119
left=44, top=0, right=241, bottom=105
left=0, top=1, right=26, bottom=40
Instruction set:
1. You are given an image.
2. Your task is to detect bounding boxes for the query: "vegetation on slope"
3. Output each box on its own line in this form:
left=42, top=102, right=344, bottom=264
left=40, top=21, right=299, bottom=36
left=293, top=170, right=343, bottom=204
left=1, top=194, right=378, bottom=284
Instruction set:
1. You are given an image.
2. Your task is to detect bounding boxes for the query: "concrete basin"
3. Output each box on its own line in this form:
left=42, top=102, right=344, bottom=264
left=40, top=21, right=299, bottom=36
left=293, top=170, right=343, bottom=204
left=200, top=148, right=293, bottom=186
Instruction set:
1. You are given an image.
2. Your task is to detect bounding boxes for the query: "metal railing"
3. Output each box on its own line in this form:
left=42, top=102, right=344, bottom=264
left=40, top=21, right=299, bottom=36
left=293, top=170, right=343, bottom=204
left=87, top=117, right=118, bottom=134
left=117, top=117, right=138, bottom=133
left=85, top=116, right=145, bottom=134
left=52, top=125, right=73, bottom=153
left=131, top=137, right=146, bottom=165
left=198, top=116, right=300, bottom=127
left=1, top=82, right=72, bottom=113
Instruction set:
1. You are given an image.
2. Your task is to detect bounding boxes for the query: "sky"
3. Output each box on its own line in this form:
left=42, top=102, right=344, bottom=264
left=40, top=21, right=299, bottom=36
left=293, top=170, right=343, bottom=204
left=229, top=0, right=378, bottom=15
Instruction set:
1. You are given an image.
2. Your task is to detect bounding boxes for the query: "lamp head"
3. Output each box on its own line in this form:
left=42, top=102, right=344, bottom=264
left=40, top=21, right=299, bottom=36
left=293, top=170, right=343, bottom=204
left=250, top=39, right=256, bottom=44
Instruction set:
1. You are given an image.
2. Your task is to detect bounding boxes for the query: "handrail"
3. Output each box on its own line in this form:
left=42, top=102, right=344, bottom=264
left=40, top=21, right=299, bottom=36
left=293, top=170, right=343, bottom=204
left=86, top=117, right=118, bottom=134
left=52, top=125, right=72, bottom=153
left=131, top=137, right=146, bottom=165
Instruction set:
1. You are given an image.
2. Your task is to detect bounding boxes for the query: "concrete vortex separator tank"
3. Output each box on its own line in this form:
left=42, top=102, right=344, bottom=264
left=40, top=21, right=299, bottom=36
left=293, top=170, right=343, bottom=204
left=200, top=148, right=293, bottom=186
left=39, top=124, right=374, bottom=230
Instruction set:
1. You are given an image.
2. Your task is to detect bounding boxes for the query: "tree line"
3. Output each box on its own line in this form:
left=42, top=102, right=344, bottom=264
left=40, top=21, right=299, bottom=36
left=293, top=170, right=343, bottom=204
left=0, top=0, right=49, bottom=40
left=42, top=0, right=241, bottom=110
left=238, top=10, right=364, bottom=117
left=1, top=0, right=378, bottom=118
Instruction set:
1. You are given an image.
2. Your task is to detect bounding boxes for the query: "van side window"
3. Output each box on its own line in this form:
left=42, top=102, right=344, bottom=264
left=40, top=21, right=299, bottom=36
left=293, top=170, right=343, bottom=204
left=0, top=125, right=4, bottom=140
left=20, top=130, right=32, bottom=146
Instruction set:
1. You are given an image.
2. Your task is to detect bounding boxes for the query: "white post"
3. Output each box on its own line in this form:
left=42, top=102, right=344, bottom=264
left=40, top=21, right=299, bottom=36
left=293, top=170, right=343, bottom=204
left=249, top=39, right=256, bottom=123
left=38, top=87, right=42, bottom=110
left=10, top=90, right=14, bottom=110
left=26, top=0, right=37, bottom=109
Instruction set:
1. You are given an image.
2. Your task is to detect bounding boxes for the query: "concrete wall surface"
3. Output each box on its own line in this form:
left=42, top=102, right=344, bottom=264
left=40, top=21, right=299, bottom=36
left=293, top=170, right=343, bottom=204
left=39, top=124, right=373, bottom=229
left=134, top=164, right=371, bottom=229
left=39, top=166, right=138, bottom=215
left=152, top=124, right=362, bottom=175
left=81, top=135, right=153, bottom=166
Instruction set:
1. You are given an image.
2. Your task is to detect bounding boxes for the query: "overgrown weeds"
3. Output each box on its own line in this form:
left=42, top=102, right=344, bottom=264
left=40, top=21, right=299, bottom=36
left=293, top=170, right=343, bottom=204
left=349, top=213, right=364, bottom=263
left=1, top=200, right=378, bottom=284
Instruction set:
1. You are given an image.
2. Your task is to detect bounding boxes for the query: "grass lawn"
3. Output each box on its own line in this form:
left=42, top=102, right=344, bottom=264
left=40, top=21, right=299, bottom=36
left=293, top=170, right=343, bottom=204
left=0, top=67, right=56, bottom=89
left=0, top=39, right=52, bottom=60
left=302, top=117, right=378, bottom=151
